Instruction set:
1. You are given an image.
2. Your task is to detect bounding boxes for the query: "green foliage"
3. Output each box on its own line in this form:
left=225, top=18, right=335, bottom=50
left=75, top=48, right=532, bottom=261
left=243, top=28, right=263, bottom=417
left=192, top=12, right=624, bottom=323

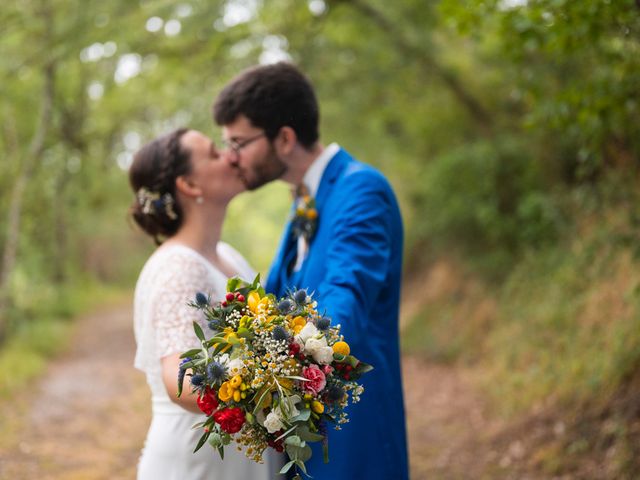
left=411, top=137, right=563, bottom=275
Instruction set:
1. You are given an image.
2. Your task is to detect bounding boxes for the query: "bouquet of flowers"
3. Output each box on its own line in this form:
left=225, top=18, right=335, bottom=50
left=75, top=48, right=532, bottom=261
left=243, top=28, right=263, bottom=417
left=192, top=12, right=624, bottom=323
left=177, top=276, right=372, bottom=478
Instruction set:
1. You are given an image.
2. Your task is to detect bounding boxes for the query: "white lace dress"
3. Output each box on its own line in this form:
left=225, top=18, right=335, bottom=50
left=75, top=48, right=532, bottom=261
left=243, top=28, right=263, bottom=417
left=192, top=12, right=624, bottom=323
left=133, top=243, right=280, bottom=480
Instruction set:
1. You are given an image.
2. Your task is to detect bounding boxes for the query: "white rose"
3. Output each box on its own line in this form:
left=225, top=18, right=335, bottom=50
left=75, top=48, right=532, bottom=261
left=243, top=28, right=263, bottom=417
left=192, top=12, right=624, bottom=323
left=298, top=322, right=318, bottom=343
left=226, top=358, right=244, bottom=377
left=264, top=410, right=285, bottom=434
left=304, top=335, right=328, bottom=355
left=312, top=346, right=335, bottom=365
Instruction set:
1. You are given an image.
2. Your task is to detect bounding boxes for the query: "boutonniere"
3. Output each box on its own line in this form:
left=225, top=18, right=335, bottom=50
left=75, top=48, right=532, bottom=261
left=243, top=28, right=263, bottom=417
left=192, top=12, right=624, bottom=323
left=292, top=190, right=318, bottom=242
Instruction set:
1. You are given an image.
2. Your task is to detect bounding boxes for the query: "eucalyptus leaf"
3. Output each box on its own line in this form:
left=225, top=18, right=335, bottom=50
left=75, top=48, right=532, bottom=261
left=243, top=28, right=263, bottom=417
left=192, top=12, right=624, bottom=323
left=193, top=321, right=205, bottom=342
left=284, top=435, right=304, bottom=447
left=279, top=460, right=296, bottom=474
left=297, top=425, right=325, bottom=442
left=291, top=408, right=311, bottom=422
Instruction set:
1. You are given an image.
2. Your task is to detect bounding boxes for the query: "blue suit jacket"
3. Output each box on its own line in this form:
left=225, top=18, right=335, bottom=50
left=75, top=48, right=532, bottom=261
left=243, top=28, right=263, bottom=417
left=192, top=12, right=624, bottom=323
left=266, top=149, right=409, bottom=480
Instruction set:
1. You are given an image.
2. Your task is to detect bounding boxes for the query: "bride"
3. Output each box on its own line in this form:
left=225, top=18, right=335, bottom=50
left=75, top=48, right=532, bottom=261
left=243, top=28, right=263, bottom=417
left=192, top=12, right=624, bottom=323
left=129, top=128, right=280, bottom=479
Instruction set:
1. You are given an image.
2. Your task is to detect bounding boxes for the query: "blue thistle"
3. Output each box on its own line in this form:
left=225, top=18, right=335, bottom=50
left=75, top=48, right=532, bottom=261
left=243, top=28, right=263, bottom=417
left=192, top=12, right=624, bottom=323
left=316, top=316, right=331, bottom=330
left=207, top=361, right=227, bottom=385
left=272, top=325, right=289, bottom=342
left=195, top=292, right=208, bottom=307
left=208, top=319, right=222, bottom=331
left=326, top=385, right=344, bottom=403
left=191, top=373, right=205, bottom=387
left=294, top=289, right=308, bottom=305
left=277, top=299, right=293, bottom=313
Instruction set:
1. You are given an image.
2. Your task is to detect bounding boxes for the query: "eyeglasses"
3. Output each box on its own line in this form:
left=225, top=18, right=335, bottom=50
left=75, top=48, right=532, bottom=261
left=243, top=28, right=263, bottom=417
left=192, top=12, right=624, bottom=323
left=221, top=132, right=266, bottom=156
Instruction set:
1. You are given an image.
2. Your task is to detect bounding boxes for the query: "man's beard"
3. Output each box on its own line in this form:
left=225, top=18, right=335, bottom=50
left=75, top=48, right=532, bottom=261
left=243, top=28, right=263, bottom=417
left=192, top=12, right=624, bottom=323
left=244, top=145, right=287, bottom=191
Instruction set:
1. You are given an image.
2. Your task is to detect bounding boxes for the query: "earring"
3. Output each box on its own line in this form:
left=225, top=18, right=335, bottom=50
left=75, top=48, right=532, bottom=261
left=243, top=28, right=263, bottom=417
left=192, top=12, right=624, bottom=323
left=196, top=196, right=204, bottom=204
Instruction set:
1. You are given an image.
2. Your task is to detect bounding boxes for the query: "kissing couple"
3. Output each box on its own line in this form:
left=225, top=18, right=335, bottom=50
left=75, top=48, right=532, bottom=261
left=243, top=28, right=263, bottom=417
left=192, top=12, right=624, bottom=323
left=131, top=62, right=409, bottom=480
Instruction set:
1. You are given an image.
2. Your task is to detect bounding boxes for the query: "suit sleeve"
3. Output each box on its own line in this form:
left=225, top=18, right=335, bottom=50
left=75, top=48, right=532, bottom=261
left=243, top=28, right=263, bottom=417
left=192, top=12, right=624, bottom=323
left=315, top=172, right=394, bottom=340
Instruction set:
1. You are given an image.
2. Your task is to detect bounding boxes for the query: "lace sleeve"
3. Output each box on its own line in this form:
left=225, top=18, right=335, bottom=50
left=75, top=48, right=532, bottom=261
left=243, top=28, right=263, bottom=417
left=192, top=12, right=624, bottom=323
left=149, top=251, right=216, bottom=359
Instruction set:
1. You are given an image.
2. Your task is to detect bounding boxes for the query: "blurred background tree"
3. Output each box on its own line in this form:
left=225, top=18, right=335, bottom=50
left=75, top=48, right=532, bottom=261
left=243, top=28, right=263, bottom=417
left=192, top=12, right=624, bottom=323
left=1, top=0, right=640, bottom=476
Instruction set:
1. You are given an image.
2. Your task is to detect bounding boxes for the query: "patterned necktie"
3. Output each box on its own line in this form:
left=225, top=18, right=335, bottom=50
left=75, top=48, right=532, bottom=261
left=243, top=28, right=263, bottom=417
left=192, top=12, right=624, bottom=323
left=290, top=184, right=315, bottom=273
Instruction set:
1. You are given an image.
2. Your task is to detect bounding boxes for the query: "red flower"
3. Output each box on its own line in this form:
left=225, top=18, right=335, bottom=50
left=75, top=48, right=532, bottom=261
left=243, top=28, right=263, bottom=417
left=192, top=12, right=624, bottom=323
left=268, top=430, right=285, bottom=453
left=213, top=407, right=246, bottom=434
left=197, top=387, right=219, bottom=416
left=302, top=364, right=327, bottom=395
left=289, top=342, right=301, bottom=356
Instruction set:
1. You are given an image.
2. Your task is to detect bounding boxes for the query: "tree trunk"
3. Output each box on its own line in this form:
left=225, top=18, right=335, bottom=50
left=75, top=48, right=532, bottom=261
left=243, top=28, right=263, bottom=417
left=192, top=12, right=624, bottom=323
left=0, top=55, right=56, bottom=341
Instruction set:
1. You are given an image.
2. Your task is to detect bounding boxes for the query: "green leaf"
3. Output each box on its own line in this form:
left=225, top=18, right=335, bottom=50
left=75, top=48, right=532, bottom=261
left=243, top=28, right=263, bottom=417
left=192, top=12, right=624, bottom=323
left=323, top=440, right=329, bottom=463
left=212, top=341, right=230, bottom=355
left=355, top=361, right=374, bottom=374
left=236, top=327, right=255, bottom=340
left=284, top=435, right=304, bottom=447
left=291, top=408, right=311, bottom=422
left=295, top=454, right=311, bottom=472
left=227, top=277, right=241, bottom=292
left=193, top=321, right=205, bottom=342
left=296, top=424, right=325, bottom=442
left=205, top=336, right=228, bottom=347
left=193, top=430, right=211, bottom=453
left=180, top=348, right=203, bottom=358
left=252, top=386, right=272, bottom=413
left=208, top=432, right=223, bottom=448
left=177, top=378, right=184, bottom=397
left=279, top=460, right=296, bottom=474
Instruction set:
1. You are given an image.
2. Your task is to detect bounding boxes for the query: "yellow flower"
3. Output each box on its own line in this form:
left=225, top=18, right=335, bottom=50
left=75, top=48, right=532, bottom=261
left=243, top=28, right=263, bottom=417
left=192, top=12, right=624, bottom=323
left=220, top=329, right=238, bottom=353
left=290, top=316, right=306, bottom=335
left=218, top=381, right=233, bottom=402
left=247, top=291, right=261, bottom=313
left=332, top=341, right=350, bottom=356
left=306, top=208, right=318, bottom=220
left=311, top=400, right=324, bottom=414
left=233, top=390, right=242, bottom=402
left=248, top=290, right=272, bottom=314
left=276, top=377, right=294, bottom=391
left=230, top=375, right=243, bottom=388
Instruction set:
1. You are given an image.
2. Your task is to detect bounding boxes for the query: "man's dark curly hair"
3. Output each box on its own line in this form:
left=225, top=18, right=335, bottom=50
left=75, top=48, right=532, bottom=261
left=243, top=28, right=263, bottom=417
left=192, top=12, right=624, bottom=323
left=213, top=62, right=319, bottom=149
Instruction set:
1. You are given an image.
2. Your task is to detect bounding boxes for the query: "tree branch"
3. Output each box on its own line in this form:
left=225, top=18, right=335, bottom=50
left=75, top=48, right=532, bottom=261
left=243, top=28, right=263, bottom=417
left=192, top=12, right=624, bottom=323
left=330, top=0, right=494, bottom=135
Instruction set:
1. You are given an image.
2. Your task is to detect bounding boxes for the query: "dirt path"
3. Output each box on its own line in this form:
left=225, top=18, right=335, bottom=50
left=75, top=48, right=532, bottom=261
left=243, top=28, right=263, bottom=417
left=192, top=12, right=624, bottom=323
left=0, top=305, right=512, bottom=480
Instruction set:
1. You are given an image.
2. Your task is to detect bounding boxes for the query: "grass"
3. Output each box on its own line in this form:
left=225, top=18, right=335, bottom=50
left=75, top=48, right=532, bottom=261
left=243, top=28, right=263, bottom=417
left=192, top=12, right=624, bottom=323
left=401, top=204, right=640, bottom=476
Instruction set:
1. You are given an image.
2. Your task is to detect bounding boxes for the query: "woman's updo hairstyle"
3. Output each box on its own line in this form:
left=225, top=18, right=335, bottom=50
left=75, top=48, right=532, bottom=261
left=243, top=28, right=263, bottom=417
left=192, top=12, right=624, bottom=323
left=129, top=128, right=191, bottom=245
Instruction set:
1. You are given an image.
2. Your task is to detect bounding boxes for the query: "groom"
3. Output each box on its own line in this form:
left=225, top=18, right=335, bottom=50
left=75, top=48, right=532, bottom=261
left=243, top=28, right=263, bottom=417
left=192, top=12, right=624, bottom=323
left=214, top=62, right=409, bottom=480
